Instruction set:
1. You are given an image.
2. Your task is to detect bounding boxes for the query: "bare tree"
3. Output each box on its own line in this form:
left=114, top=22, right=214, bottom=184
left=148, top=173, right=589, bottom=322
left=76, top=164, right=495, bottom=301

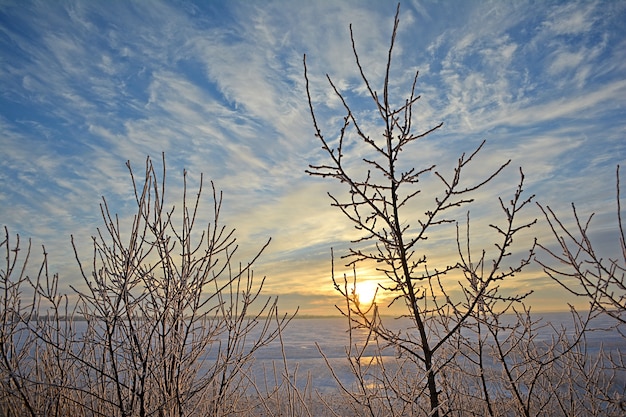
left=304, top=4, right=539, bottom=416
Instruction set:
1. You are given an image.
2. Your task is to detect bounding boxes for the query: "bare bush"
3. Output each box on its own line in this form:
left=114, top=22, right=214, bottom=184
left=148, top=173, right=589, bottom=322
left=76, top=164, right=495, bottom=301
left=1, top=228, right=39, bottom=416
left=537, top=165, right=626, bottom=412
left=1, top=155, right=296, bottom=416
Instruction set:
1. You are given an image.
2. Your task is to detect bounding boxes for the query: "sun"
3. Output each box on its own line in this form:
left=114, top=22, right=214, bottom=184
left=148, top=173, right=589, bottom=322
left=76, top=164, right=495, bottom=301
left=354, top=280, right=379, bottom=306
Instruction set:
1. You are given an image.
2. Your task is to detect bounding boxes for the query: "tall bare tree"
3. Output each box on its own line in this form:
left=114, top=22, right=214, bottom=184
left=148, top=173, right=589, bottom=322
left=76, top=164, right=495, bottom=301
left=305, top=5, right=539, bottom=416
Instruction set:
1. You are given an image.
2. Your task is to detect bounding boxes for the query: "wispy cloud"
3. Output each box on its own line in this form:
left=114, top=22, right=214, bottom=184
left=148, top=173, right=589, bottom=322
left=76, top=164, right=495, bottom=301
left=1, top=0, right=624, bottom=314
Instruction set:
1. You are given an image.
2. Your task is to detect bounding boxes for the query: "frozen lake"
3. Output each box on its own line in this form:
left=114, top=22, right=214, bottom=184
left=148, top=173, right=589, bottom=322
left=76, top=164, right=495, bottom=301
left=246, top=312, right=626, bottom=393
left=20, top=311, right=624, bottom=396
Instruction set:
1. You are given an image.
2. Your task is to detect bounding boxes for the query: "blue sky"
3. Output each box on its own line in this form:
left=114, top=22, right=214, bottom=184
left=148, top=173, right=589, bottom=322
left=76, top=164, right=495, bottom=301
left=1, top=0, right=625, bottom=315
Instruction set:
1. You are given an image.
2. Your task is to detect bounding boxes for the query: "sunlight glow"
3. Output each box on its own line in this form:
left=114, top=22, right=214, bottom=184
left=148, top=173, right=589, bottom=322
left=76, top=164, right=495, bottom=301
left=354, top=280, right=379, bottom=307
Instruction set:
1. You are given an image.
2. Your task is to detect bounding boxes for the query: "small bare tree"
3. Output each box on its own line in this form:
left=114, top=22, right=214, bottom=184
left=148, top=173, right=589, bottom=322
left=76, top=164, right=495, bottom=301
left=304, top=5, right=538, bottom=416
left=65, top=155, right=294, bottom=416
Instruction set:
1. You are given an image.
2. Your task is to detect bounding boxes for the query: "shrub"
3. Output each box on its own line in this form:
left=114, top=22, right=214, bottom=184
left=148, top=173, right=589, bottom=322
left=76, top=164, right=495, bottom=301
left=1, top=155, right=294, bottom=416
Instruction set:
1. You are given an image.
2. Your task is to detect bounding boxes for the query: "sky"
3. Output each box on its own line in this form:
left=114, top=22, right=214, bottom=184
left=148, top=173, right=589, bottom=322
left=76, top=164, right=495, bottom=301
left=1, top=0, right=625, bottom=316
